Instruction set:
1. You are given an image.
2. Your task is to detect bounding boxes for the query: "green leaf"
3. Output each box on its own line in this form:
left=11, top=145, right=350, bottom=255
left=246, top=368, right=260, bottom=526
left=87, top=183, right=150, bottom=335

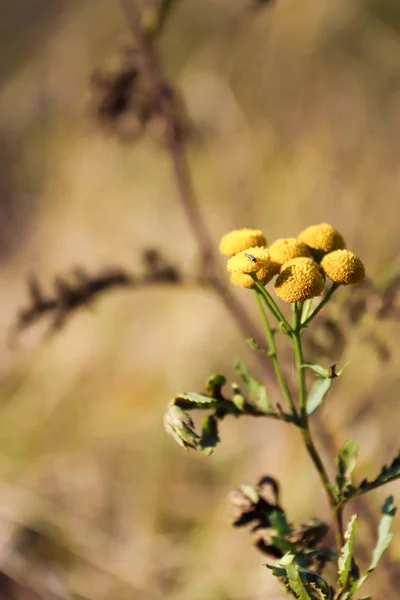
left=286, top=564, right=312, bottom=600
left=173, top=392, right=217, bottom=410
left=337, top=514, right=358, bottom=590
left=233, top=358, right=273, bottom=413
left=269, top=509, right=290, bottom=536
left=355, top=495, right=397, bottom=590
left=302, top=362, right=349, bottom=379
left=302, top=363, right=331, bottom=378
left=336, top=440, right=359, bottom=496
left=198, top=415, right=220, bottom=456
left=356, top=450, right=400, bottom=496
left=163, top=405, right=199, bottom=450
left=247, top=338, right=273, bottom=358
left=306, top=378, right=332, bottom=416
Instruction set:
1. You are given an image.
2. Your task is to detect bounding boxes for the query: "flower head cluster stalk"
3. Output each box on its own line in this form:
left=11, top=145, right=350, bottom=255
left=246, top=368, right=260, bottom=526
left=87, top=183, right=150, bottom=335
left=164, top=222, right=399, bottom=598
left=223, top=223, right=365, bottom=551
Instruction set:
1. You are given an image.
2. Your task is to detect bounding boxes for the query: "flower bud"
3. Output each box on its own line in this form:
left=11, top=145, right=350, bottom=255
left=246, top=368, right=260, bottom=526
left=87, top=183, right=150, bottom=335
left=298, top=223, right=345, bottom=254
left=219, top=228, right=267, bottom=257
left=227, top=247, right=270, bottom=274
left=269, top=237, right=311, bottom=274
left=321, top=249, right=365, bottom=285
left=274, top=257, right=326, bottom=303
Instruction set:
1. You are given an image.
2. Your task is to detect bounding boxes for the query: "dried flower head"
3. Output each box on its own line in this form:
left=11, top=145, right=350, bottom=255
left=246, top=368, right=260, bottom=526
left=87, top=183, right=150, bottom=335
left=231, top=265, right=275, bottom=288
left=275, top=257, right=326, bottom=303
left=269, top=238, right=311, bottom=274
left=321, top=249, right=365, bottom=285
left=298, top=223, right=345, bottom=254
left=220, top=229, right=267, bottom=257
left=227, top=247, right=270, bottom=274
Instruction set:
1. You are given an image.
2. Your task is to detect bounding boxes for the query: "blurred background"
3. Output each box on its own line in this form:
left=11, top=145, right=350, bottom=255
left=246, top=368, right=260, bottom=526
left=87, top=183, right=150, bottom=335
left=0, top=0, right=400, bottom=598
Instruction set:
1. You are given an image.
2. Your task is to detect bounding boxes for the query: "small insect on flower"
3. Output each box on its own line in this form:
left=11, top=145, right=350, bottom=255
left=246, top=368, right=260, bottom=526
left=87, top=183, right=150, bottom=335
left=244, top=253, right=257, bottom=263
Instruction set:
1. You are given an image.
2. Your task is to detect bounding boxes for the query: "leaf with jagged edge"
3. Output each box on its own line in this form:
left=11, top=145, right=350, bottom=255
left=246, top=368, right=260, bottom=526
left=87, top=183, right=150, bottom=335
left=266, top=556, right=333, bottom=599
left=198, top=415, right=220, bottom=456
left=172, top=392, right=218, bottom=410
left=336, top=440, right=359, bottom=498
left=286, top=564, right=313, bottom=600
left=233, top=358, right=273, bottom=413
left=306, top=378, right=332, bottom=416
left=337, top=514, right=358, bottom=591
left=339, top=450, right=400, bottom=505
left=356, top=451, right=400, bottom=497
left=352, top=496, right=396, bottom=592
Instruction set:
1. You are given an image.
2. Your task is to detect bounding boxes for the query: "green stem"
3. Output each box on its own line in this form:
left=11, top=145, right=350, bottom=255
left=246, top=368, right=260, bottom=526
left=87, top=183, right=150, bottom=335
left=254, top=291, right=298, bottom=418
left=301, top=282, right=340, bottom=328
left=251, top=275, right=292, bottom=333
left=292, top=303, right=344, bottom=553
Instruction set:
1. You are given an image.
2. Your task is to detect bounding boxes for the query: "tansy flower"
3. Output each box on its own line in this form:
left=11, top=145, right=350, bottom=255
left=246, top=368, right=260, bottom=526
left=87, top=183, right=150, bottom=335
left=219, top=228, right=267, bottom=257
left=274, top=257, right=326, bottom=303
left=298, top=223, right=345, bottom=255
left=227, top=247, right=270, bottom=274
left=231, top=265, right=275, bottom=288
left=321, top=249, right=365, bottom=285
left=269, top=238, right=311, bottom=274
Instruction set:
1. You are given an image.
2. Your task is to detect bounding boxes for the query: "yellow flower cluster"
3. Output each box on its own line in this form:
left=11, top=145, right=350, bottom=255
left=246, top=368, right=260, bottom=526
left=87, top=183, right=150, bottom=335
left=220, top=223, right=365, bottom=302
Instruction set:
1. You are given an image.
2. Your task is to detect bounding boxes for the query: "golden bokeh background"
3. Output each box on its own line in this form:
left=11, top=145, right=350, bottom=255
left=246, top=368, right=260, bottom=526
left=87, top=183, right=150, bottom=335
left=0, top=1, right=399, bottom=598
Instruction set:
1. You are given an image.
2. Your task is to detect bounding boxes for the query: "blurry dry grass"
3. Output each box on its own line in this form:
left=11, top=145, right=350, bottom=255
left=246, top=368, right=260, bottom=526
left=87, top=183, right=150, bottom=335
left=0, top=0, right=400, bottom=598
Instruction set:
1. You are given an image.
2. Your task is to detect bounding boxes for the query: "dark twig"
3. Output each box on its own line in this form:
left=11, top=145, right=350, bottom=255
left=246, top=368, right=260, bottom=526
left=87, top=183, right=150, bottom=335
left=117, top=0, right=270, bottom=364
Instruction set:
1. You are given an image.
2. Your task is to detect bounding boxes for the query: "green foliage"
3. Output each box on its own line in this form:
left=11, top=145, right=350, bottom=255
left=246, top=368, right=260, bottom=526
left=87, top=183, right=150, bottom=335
left=233, top=358, right=273, bottom=413
left=165, top=223, right=398, bottom=598
left=354, top=496, right=396, bottom=591
left=198, top=415, right=220, bottom=456
left=336, top=449, right=400, bottom=506
left=337, top=514, right=358, bottom=592
left=336, top=440, right=359, bottom=499
left=306, top=378, right=332, bottom=416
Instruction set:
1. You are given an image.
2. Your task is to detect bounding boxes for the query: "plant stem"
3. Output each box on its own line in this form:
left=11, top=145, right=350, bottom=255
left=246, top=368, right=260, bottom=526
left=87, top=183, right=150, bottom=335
left=254, top=291, right=298, bottom=418
left=292, top=303, right=344, bottom=553
left=118, top=0, right=272, bottom=368
left=301, top=282, right=340, bottom=328
left=251, top=276, right=292, bottom=332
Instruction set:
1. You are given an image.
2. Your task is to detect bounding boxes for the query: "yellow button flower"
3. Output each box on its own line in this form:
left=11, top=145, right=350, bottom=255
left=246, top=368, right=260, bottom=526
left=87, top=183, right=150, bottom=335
left=298, top=223, right=345, bottom=254
left=231, top=265, right=275, bottom=288
left=321, top=249, right=365, bottom=285
left=227, top=247, right=270, bottom=274
left=269, top=238, right=311, bottom=274
left=219, top=228, right=267, bottom=257
left=274, top=257, right=326, bottom=303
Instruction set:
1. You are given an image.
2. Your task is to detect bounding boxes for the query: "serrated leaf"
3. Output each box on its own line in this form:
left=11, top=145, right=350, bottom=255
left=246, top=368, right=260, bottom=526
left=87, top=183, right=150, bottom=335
left=356, top=450, right=400, bottom=497
left=173, top=392, right=217, bottom=409
left=355, top=495, right=396, bottom=590
left=199, top=415, right=220, bottom=456
left=336, top=440, right=359, bottom=495
left=233, top=358, right=272, bottom=413
left=286, top=564, right=312, bottom=600
left=337, top=514, right=358, bottom=590
left=306, top=378, right=332, bottom=416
